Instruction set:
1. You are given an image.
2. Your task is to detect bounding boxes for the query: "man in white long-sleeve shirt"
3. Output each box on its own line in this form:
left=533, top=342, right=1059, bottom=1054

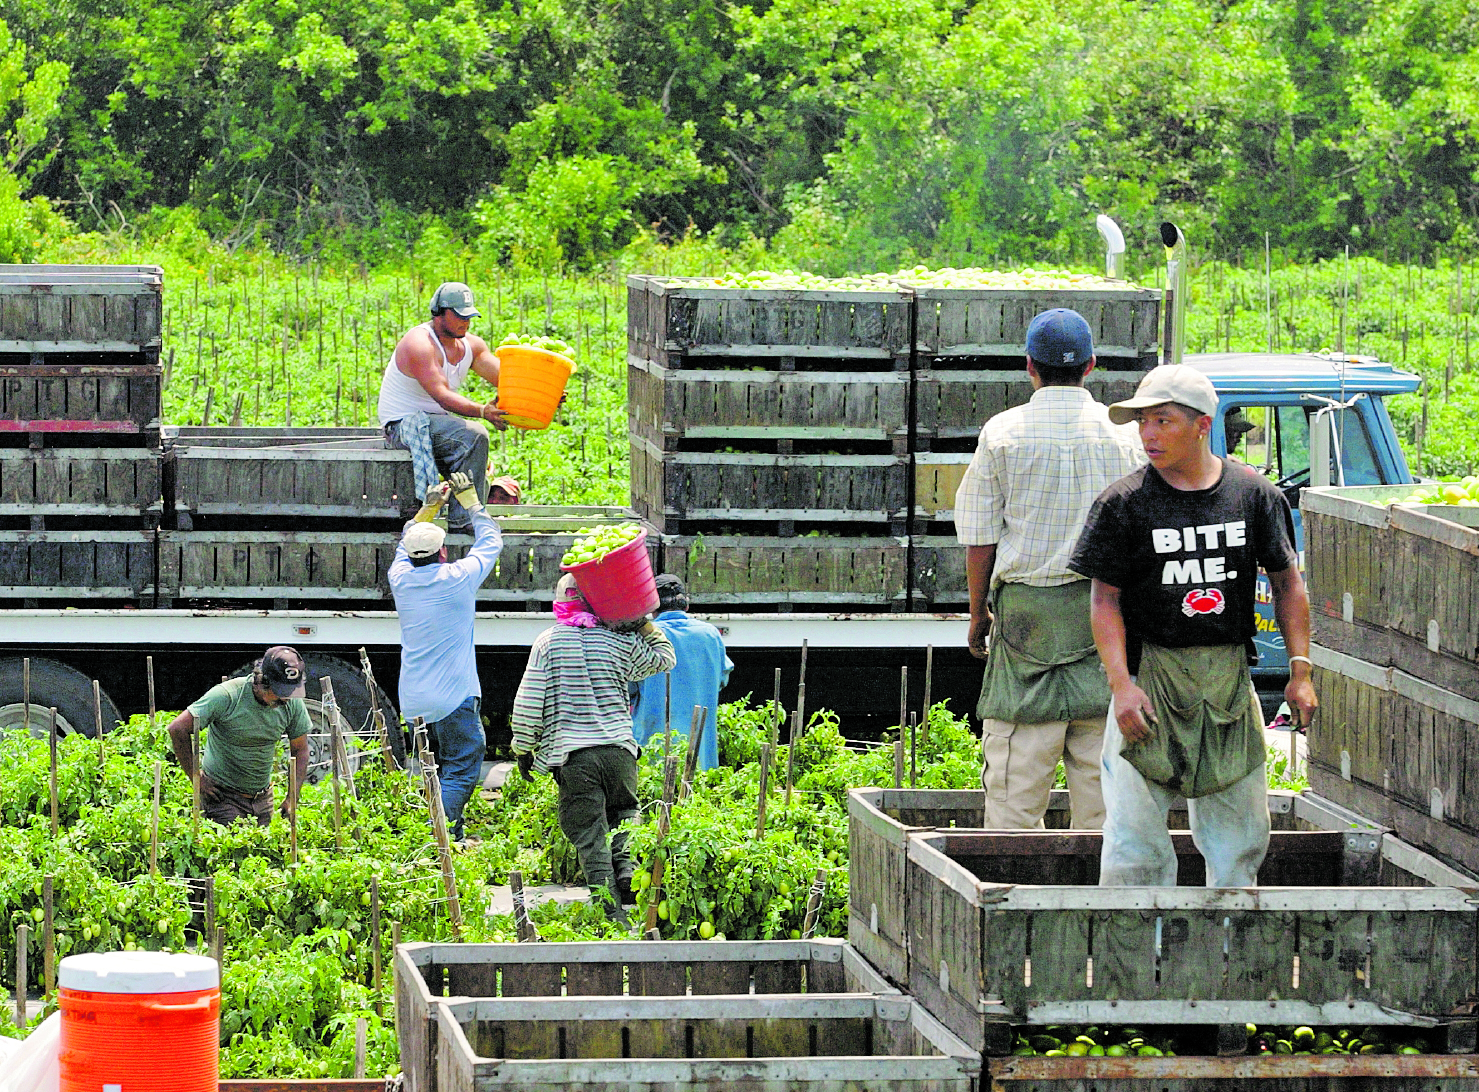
left=389, top=472, right=502, bottom=841
left=511, top=576, right=675, bottom=919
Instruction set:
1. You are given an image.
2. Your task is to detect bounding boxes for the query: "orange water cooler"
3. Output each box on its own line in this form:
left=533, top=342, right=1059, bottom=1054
left=58, top=951, right=220, bottom=1092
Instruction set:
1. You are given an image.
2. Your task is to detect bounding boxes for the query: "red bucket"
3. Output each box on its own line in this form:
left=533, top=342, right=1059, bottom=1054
left=561, top=532, right=659, bottom=627
left=59, top=951, right=219, bottom=1092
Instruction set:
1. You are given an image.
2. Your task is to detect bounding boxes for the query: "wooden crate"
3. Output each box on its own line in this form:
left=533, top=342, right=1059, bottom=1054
left=985, top=1053, right=1479, bottom=1090
left=1304, top=485, right=1479, bottom=668
left=477, top=518, right=657, bottom=609
left=435, top=993, right=978, bottom=1092
left=628, top=356, right=910, bottom=453
left=0, top=363, right=161, bottom=435
left=0, top=529, right=155, bottom=599
left=904, top=824, right=1478, bottom=1054
left=0, top=447, right=161, bottom=521
left=172, top=437, right=417, bottom=526
left=0, top=265, right=163, bottom=355
left=661, top=535, right=908, bottom=609
left=627, top=275, right=913, bottom=370
left=909, top=285, right=1160, bottom=369
left=910, top=535, right=968, bottom=608
left=915, top=456, right=971, bottom=526
left=631, top=435, right=909, bottom=534
left=848, top=789, right=1308, bottom=988
left=395, top=939, right=891, bottom=1092
left=1310, top=645, right=1479, bottom=876
left=913, top=369, right=1145, bottom=449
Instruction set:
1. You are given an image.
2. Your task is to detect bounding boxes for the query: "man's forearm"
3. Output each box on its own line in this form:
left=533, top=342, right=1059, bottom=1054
left=1269, top=567, right=1312, bottom=660
left=1089, top=580, right=1133, bottom=690
left=167, top=712, right=197, bottom=779
left=965, top=544, right=997, bottom=626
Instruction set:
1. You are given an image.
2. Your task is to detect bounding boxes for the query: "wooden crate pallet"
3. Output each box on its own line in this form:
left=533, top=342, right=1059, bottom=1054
left=984, top=1052, right=1479, bottom=1090
left=910, top=535, right=968, bottom=608
left=847, top=788, right=1309, bottom=988
left=0, top=264, right=163, bottom=355
left=1310, top=645, right=1479, bottom=875
left=913, top=369, right=1146, bottom=449
left=0, top=363, right=162, bottom=436
left=0, top=529, right=155, bottom=600
left=396, top=940, right=890, bottom=1092
left=157, top=531, right=396, bottom=602
left=904, top=822, right=1478, bottom=1055
left=435, top=992, right=978, bottom=1092
left=909, top=285, right=1160, bottom=368
left=914, top=456, right=971, bottom=527
left=1304, top=486, right=1479, bottom=669
left=661, top=535, right=909, bottom=609
left=628, top=355, right=909, bottom=453
left=0, top=446, right=161, bottom=522
left=627, top=275, right=913, bottom=370
left=630, top=435, right=909, bottom=534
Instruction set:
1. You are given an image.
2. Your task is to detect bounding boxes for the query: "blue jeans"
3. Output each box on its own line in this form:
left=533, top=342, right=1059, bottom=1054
left=385, top=412, right=489, bottom=529
left=429, top=696, right=484, bottom=840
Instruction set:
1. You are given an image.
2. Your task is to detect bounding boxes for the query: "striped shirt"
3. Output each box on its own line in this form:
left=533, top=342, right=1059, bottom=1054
left=511, top=625, right=676, bottom=772
left=954, top=386, right=1146, bottom=587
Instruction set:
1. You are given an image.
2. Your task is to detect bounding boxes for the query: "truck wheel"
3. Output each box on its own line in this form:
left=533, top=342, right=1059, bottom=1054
left=228, top=653, right=405, bottom=781
left=0, top=658, right=123, bottom=739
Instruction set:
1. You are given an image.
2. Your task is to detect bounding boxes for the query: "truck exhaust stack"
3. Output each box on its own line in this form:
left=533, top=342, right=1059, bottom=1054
left=1160, top=221, right=1186, bottom=366
left=1095, top=215, right=1126, bottom=281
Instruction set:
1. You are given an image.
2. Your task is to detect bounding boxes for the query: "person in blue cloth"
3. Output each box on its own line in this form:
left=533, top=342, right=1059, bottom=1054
left=631, top=575, right=733, bottom=770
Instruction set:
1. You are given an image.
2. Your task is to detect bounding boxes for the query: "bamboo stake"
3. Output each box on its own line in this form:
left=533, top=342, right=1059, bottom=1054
left=755, top=743, right=772, bottom=839
left=359, top=648, right=398, bottom=772
left=42, top=875, right=54, bottom=999
left=370, top=875, right=383, bottom=1014
left=288, top=757, right=299, bottom=865
left=795, top=640, right=808, bottom=741
left=190, top=696, right=201, bottom=835
left=14, top=923, right=27, bottom=1030
left=49, top=707, right=59, bottom=838
left=801, top=867, right=826, bottom=939
left=213, top=926, right=224, bottom=966
left=642, top=755, right=680, bottom=937
left=147, top=654, right=156, bottom=730
left=22, top=657, right=28, bottom=739
left=678, top=705, right=706, bottom=803
left=662, top=670, right=673, bottom=762
left=909, top=712, right=918, bottom=788
left=893, top=739, right=904, bottom=789
left=354, top=1017, right=368, bottom=1078
left=921, top=645, right=934, bottom=751
left=204, top=875, right=216, bottom=955
left=93, top=679, right=105, bottom=769
left=149, top=760, right=162, bottom=875
left=509, top=870, right=538, bottom=942
left=783, top=709, right=800, bottom=808
left=320, top=680, right=345, bottom=848
left=413, top=717, right=463, bottom=939
left=770, top=668, right=782, bottom=749
left=898, top=665, right=908, bottom=745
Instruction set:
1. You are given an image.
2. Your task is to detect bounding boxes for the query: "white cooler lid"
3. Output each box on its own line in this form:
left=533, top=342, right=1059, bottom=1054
left=59, top=951, right=219, bottom=994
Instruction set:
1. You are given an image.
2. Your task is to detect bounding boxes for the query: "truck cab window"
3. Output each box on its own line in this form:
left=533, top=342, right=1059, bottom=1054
left=1224, top=404, right=1382, bottom=505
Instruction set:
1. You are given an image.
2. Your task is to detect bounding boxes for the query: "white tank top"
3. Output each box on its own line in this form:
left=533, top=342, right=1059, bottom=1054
left=377, top=322, right=475, bottom=424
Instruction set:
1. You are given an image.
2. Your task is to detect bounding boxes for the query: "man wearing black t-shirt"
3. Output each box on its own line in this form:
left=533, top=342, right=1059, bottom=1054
left=1069, top=364, right=1317, bottom=886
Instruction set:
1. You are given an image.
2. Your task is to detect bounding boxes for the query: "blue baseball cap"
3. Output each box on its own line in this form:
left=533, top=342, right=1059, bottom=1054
left=1025, top=308, right=1094, bottom=368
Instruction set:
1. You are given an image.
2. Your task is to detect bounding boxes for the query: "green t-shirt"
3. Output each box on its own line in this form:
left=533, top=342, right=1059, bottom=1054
left=188, top=677, right=311, bottom=793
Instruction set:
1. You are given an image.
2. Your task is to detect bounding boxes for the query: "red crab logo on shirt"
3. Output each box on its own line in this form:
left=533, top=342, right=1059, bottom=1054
left=1182, top=588, right=1226, bottom=616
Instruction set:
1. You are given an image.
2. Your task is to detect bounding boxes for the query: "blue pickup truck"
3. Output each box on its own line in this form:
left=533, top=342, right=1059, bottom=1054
left=1188, top=350, right=1421, bottom=699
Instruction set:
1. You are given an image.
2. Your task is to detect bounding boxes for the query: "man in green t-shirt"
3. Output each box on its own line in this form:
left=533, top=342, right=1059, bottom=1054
left=167, top=646, right=313, bottom=826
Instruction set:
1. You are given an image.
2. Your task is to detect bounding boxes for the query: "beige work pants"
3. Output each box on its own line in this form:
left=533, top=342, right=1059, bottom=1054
left=980, top=716, right=1105, bottom=829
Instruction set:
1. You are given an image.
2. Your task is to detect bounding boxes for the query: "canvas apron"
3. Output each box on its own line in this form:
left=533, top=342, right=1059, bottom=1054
left=977, top=581, right=1110, bottom=724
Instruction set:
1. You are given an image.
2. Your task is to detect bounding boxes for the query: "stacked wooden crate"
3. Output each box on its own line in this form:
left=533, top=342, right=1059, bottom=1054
left=905, top=281, right=1160, bottom=609
left=629, top=275, right=911, bottom=611
left=1303, top=484, right=1479, bottom=875
left=0, top=265, right=164, bottom=605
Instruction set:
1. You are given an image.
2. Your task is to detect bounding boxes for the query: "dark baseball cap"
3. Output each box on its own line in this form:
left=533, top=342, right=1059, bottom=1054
left=258, top=646, right=308, bottom=699
left=655, top=574, right=689, bottom=611
left=430, top=281, right=481, bottom=318
left=1026, top=308, right=1094, bottom=368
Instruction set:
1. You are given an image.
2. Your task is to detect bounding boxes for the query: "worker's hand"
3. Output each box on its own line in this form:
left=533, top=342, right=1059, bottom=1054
left=279, top=794, right=297, bottom=821
left=448, top=471, right=482, bottom=512
left=480, top=401, right=509, bottom=432
left=1111, top=681, right=1158, bottom=744
left=195, top=770, right=218, bottom=802
left=1285, top=673, right=1318, bottom=729
left=967, top=610, right=992, bottom=661
left=413, top=481, right=452, bottom=523
left=517, top=752, right=535, bottom=782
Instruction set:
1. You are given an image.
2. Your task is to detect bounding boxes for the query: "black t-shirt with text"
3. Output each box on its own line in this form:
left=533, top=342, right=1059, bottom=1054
left=1069, top=459, right=1298, bottom=652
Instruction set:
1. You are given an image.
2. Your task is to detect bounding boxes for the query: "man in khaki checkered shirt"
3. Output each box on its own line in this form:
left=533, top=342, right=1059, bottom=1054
left=954, top=309, right=1145, bottom=829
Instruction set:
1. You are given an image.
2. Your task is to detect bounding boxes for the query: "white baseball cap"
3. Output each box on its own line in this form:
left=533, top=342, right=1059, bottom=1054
left=403, top=522, right=446, bottom=558
left=1108, top=365, right=1219, bottom=425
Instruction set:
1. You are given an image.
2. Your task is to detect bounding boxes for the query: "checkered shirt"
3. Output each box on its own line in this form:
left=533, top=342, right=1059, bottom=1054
left=954, top=386, right=1146, bottom=587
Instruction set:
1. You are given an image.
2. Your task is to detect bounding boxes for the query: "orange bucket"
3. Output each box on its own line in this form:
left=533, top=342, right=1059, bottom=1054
left=496, top=345, right=576, bottom=429
left=59, top=951, right=220, bottom=1092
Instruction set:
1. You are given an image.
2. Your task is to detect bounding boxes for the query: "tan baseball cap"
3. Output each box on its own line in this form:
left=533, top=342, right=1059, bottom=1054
left=1108, top=364, right=1219, bottom=425
left=403, top=521, right=446, bottom=558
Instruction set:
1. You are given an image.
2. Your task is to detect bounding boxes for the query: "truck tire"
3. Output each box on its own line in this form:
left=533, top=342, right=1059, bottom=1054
left=227, top=653, right=405, bottom=780
left=0, top=658, right=123, bottom=739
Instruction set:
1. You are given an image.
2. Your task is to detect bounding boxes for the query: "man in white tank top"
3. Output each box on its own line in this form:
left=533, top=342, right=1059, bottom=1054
left=379, top=282, right=508, bottom=530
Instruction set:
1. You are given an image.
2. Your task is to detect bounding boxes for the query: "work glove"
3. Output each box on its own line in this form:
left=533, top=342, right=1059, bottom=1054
left=516, top=752, right=535, bottom=782
left=449, top=471, right=483, bottom=513
left=412, top=481, right=451, bottom=523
